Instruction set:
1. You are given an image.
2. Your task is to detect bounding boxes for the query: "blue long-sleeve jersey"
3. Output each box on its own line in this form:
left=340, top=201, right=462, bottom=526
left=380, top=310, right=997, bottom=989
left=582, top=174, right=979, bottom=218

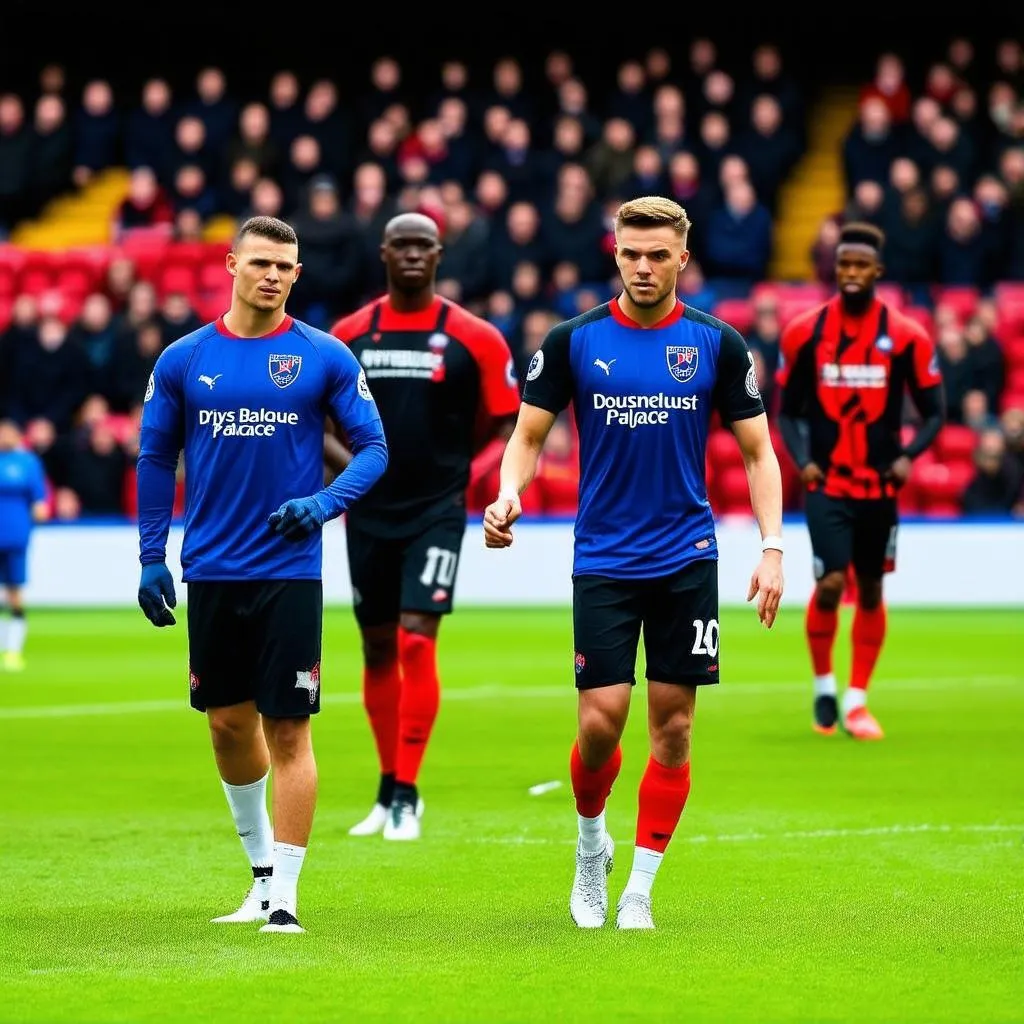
left=137, top=315, right=387, bottom=581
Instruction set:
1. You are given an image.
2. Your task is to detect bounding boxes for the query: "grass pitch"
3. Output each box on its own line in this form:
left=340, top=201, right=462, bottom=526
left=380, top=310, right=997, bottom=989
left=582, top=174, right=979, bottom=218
left=1, top=606, right=1021, bottom=1023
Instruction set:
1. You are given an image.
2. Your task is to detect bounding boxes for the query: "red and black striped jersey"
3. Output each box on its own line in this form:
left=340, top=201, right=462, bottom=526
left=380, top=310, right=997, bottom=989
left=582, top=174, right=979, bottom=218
left=777, top=296, right=943, bottom=500
left=331, top=295, right=520, bottom=536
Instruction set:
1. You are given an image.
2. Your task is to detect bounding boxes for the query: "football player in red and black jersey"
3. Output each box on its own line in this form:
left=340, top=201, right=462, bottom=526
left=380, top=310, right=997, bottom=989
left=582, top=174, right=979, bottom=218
left=328, top=213, right=520, bottom=838
left=777, top=222, right=944, bottom=740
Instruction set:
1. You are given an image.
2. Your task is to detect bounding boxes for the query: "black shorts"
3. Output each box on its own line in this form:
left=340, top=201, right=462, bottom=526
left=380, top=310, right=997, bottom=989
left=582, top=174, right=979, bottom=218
left=805, top=491, right=898, bottom=580
left=572, top=558, right=720, bottom=690
left=345, top=513, right=466, bottom=628
left=186, top=580, right=323, bottom=717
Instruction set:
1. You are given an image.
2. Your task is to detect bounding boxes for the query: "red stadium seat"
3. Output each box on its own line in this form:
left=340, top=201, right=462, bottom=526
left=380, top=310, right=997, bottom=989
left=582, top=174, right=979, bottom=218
left=714, top=466, right=752, bottom=515
left=875, top=282, right=905, bottom=309
left=1006, top=366, right=1024, bottom=396
left=712, top=298, right=754, bottom=335
left=706, top=428, right=743, bottom=469
left=0, top=297, right=12, bottom=332
left=0, top=263, right=17, bottom=299
left=934, top=424, right=977, bottom=462
left=0, top=246, right=25, bottom=297
left=1000, top=388, right=1024, bottom=413
left=116, top=234, right=171, bottom=283
left=913, top=461, right=973, bottom=509
left=902, top=306, right=934, bottom=336
left=777, top=297, right=822, bottom=327
left=156, top=263, right=198, bottom=302
left=932, top=285, right=980, bottom=322
left=994, top=282, right=1024, bottom=333
left=1002, top=336, right=1024, bottom=369
left=897, top=482, right=920, bottom=515
left=920, top=499, right=962, bottom=517
left=19, top=251, right=57, bottom=295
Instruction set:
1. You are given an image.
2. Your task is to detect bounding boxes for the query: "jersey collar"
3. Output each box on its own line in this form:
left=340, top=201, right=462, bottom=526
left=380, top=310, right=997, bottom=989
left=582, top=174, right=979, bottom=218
left=215, top=315, right=294, bottom=338
left=610, top=294, right=686, bottom=329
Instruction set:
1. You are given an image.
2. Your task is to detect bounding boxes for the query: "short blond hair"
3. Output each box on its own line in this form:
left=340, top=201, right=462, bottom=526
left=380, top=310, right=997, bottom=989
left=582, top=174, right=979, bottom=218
left=615, top=196, right=691, bottom=244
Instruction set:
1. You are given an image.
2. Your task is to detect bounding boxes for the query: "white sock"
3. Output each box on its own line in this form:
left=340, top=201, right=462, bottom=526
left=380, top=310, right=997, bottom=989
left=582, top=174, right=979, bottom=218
left=221, top=772, right=274, bottom=894
left=814, top=673, right=837, bottom=697
left=577, top=811, right=607, bottom=854
left=624, top=846, right=663, bottom=899
left=269, top=841, right=306, bottom=916
left=0, top=616, right=8, bottom=651
left=842, top=687, right=867, bottom=715
left=7, top=614, right=26, bottom=654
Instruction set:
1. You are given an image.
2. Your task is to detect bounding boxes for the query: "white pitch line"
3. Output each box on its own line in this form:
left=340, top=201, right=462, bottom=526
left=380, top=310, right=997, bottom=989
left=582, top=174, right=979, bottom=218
left=0, top=675, right=1018, bottom=721
left=454, top=823, right=1024, bottom=846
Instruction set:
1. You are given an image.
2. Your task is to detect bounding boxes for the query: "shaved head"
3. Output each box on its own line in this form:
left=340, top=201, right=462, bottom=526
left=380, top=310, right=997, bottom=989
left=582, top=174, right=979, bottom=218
left=384, top=212, right=440, bottom=242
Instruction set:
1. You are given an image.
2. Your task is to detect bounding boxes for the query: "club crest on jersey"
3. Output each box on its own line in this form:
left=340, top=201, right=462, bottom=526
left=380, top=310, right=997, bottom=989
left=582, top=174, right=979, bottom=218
left=875, top=335, right=894, bottom=354
left=428, top=332, right=449, bottom=351
left=666, top=345, right=699, bottom=383
left=269, top=354, right=302, bottom=388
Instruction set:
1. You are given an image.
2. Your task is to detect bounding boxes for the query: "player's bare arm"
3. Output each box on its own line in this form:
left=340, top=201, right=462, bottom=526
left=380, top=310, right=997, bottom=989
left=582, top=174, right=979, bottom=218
left=483, top=404, right=557, bottom=548
left=731, top=413, right=784, bottom=628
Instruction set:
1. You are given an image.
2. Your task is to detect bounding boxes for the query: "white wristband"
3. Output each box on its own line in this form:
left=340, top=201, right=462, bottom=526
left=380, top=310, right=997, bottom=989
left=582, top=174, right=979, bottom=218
left=761, top=535, right=784, bottom=553
left=498, top=488, right=519, bottom=503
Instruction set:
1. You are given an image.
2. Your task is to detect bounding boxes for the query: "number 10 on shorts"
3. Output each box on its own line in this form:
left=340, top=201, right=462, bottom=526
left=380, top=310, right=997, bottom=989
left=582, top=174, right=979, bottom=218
left=691, top=618, right=719, bottom=656
left=420, top=547, right=458, bottom=587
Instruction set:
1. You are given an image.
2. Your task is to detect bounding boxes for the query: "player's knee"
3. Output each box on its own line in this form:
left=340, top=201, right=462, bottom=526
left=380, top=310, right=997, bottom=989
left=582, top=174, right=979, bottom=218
left=399, top=612, right=440, bottom=640
left=362, top=626, right=399, bottom=667
left=207, top=707, right=259, bottom=754
left=651, top=711, right=693, bottom=767
left=857, top=577, right=883, bottom=610
left=263, top=716, right=311, bottom=760
left=815, top=572, right=846, bottom=611
left=578, top=696, right=628, bottom=757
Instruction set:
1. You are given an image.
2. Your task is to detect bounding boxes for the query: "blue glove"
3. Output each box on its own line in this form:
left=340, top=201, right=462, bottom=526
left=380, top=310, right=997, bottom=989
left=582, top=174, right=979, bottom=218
left=138, top=562, right=177, bottom=627
left=268, top=496, right=328, bottom=542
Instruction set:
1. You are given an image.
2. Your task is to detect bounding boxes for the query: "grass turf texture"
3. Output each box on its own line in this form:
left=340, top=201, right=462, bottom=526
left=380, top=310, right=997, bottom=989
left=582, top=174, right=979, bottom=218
left=1, top=607, right=1021, bottom=1023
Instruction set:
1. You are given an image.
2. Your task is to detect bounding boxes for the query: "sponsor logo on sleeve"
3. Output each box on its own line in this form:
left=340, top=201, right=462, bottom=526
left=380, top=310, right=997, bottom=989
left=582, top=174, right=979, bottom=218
left=526, top=350, right=544, bottom=382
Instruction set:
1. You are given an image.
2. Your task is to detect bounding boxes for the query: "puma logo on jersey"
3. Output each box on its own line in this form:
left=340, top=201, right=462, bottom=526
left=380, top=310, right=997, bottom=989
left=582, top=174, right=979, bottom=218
left=594, top=358, right=616, bottom=375
left=199, top=374, right=223, bottom=389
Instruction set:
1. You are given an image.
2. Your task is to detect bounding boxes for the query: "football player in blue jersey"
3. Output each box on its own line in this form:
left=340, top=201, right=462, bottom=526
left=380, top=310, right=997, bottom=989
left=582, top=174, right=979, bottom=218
left=136, top=216, right=388, bottom=934
left=0, top=419, right=49, bottom=672
left=484, top=196, right=785, bottom=931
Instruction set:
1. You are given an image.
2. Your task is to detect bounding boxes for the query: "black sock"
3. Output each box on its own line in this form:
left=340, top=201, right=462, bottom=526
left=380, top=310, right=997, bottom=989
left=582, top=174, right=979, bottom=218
left=393, top=781, right=418, bottom=807
left=376, top=772, right=396, bottom=807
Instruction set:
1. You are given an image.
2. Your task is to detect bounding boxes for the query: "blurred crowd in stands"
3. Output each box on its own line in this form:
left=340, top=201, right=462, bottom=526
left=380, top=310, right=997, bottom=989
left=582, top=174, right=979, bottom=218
left=0, top=35, right=1023, bottom=521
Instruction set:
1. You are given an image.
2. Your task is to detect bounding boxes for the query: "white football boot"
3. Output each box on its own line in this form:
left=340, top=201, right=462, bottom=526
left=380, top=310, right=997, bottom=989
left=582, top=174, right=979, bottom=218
left=352, top=798, right=425, bottom=837
left=616, top=892, right=655, bottom=930
left=569, top=835, right=615, bottom=928
left=210, top=881, right=271, bottom=924
left=382, top=798, right=424, bottom=841
left=259, top=908, right=305, bottom=934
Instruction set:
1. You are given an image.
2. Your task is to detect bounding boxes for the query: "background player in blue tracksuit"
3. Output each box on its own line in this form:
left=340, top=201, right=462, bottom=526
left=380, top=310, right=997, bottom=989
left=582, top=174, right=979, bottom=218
left=136, top=215, right=387, bottom=934
left=0, top=419, right=49, bottom=671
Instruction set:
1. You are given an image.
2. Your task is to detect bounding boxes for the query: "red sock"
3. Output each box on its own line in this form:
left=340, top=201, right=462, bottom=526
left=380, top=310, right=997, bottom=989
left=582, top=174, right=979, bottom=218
left=850, top=604, right=887, bottom=691
left=570, top=741, right=622, bottom=817
left=362, top=661, right=401, bottom=775
left=395, top=629, right=440, bottom=786
left=806, top=597, right=838, bottom=676
left=636, top=757, right=691, bottom=853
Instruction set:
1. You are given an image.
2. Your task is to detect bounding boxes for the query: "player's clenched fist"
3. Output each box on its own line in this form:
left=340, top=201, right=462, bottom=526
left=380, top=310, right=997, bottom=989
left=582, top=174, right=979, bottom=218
left=483, top=490, right=522, bottom=548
